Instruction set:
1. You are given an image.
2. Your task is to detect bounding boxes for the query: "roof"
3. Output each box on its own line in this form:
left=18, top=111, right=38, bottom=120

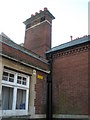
left=46, top=35, right=90, bottom=54
left=0, top=33, right=50, bottom=73
left=0, top=33, right=48, bottom=64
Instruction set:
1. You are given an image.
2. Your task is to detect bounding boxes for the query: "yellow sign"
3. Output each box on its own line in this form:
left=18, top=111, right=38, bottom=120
left=37, top=75, right=43, bottom=80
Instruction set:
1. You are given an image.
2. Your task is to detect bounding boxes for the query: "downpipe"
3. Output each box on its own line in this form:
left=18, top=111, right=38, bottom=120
left=46, top=54, right=53, bottom=120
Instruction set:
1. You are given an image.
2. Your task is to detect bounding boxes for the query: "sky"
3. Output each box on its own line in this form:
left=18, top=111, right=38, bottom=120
left=0, top=0, right=89, bottom=47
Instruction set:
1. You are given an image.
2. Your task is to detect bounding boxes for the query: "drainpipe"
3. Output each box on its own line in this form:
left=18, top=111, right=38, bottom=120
left=46, top=54, right=53, bottom=120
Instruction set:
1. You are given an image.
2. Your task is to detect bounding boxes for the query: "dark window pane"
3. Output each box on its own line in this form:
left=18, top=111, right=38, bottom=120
left=10, top=73, right=14, bottom=78
left=23, top=77, right=26, bottom=80
left=2, top=76, right=8, bottom=81
left=18, top=76, right=22, bottom=79
left=3, top=72, right=8, bottom=76
left=9, top=78, right=14, bottom=82
left=17, top=80, right=21, bottom=84
left=22, top=81, right=26, bottom=85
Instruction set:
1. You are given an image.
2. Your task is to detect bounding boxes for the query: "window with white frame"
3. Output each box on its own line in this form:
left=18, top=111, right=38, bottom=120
left=2, top=68, right=30, bottom=115
left=17, top=75, right=27, bottom=85
left=2, top=71, right=14, bottom=82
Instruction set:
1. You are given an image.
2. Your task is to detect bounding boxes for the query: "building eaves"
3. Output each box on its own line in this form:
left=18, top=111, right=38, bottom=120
left=46, top=35, right=90, bottom=54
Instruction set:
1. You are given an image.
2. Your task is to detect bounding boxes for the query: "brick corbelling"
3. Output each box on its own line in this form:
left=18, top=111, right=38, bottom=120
left=1, top=42, right=49, bottom=71
left=52, top=45, right=89, bottom=59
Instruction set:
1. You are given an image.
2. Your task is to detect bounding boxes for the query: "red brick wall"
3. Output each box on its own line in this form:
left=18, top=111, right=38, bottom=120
left=31, top=45, right=50, bottom=58
left=1, top=42, right=49, bottom=71
left=35, top=71, right=47, bottom=114
left=24, top=21, right=51, bottom=58
left=52, top=45, right=88, bottom=115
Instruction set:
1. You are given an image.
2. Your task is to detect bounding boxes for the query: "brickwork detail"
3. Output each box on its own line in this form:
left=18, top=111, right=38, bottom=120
left=52, top=45, right=88, bottom=59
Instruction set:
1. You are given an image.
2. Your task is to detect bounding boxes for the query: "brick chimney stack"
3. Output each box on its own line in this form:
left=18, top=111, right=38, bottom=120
left=23, top=8, right=55, bottom=58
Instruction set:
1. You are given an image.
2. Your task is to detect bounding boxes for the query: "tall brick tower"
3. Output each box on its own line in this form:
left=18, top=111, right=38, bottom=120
left=24, top=8, right=55, bottom=58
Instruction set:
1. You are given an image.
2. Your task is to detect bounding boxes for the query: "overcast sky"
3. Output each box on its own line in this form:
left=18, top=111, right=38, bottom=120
left=0, top=0, right=89, bottom=47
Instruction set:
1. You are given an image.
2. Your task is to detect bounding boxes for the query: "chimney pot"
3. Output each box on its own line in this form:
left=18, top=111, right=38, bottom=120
left=44, top=7, right=48, bottom=11
left=39, top=10, right=42, bottom=13
left=35, top=12, right=38, bottom=15
left=31, top=14, right=34, bottom=17
left=70, top=36, right=73, bottom=41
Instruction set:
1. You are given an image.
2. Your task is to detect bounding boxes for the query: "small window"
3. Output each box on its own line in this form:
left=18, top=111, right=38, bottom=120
left=17, top=76, right=22, bottom=84
left=17, top=75, right=27, bottom=85
left=40, top=16, right=45, bottom=22
left=9, top=73, right=14, bottom=82
left=2, top=71, right=14, bottom=82
left=22, top=77, right=26, bottom=85
left=2, top=72, right=8, bottom=81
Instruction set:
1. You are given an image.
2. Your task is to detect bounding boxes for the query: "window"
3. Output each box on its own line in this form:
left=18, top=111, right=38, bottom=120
left=2, top=86, right=13, bottom=110
left=2, top=69, right=30, bottom=116
left=17, top=75, right=27, bottom=85
left=2, top=71, right=14, bottom=82
left=16, top=89, right=26, bottom=109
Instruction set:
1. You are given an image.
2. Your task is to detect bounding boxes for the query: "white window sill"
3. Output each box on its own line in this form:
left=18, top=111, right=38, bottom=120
left=2, top=110, right=28, bottom=117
